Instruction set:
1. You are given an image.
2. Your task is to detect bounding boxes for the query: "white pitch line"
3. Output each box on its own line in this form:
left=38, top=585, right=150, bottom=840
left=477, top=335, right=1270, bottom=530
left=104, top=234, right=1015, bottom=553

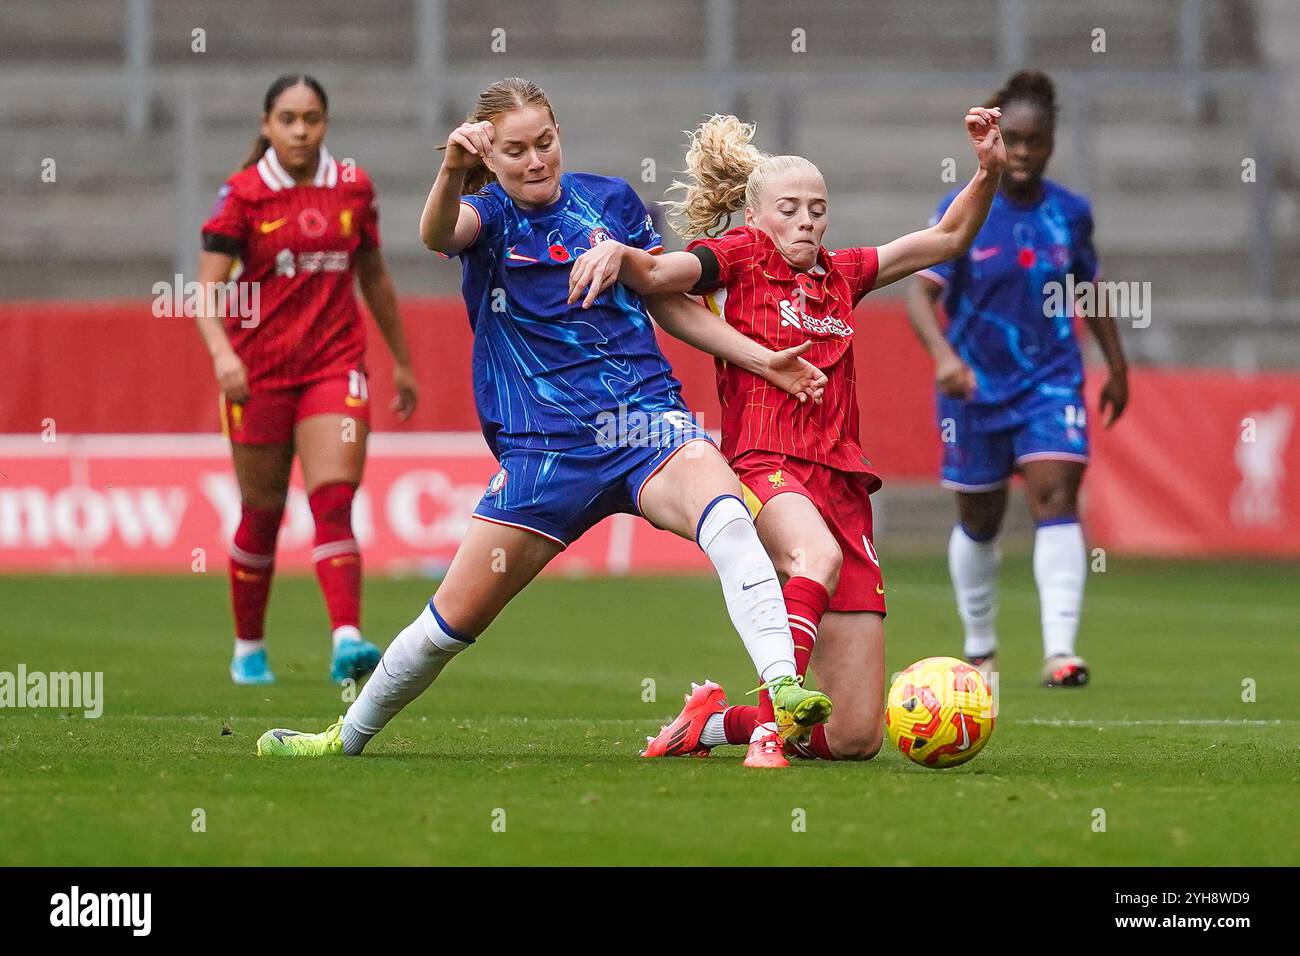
left=1016, top=718, right=1287, bottom=727
left=890, top=582, right=1300, bottom=623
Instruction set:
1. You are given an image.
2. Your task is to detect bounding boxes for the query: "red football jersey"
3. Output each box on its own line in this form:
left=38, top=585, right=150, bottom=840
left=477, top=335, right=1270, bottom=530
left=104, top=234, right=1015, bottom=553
left=688, top=225, right=880, bottom=478
left=200, top=146, right=380, bottom=388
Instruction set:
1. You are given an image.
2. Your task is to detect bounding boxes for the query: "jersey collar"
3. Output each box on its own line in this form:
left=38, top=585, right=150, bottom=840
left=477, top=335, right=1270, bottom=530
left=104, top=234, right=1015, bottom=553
left=755, top=228, right=833, bottom=302
left=257, top=145, right=338, bottom=191
left=515, top=174, right=568, bottom=220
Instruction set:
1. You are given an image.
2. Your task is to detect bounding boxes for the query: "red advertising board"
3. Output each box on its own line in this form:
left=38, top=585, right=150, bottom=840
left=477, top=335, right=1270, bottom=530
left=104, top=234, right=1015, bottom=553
left=3, top=300, right=1299, bottom=561
left=1085, top=367, right=1300, bottom=556
left=0, top=434, right=709, bottom=574
left=0, top=297, right=942, bottom=478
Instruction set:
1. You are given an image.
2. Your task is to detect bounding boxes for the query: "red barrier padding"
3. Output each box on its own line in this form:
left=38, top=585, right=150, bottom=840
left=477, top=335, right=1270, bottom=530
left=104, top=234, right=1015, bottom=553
left=0, top=297, right=941, bottom=474
left=1084, top=367, right=1300, bottom=556
left=6, top=299, right=1299, bottom=559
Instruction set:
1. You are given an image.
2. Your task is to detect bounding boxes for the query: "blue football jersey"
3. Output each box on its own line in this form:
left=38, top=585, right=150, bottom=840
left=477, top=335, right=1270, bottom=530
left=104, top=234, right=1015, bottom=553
left=920, top=179, right=1099, bottom=411
left=457, top=173, right=684, bottom=456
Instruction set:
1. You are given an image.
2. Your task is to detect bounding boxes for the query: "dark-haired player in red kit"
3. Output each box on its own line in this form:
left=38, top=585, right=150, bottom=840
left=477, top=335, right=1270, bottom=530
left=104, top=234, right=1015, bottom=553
left=569, top=108, right=1004, bottom=766
left=194, top=74, right=418, bottom=685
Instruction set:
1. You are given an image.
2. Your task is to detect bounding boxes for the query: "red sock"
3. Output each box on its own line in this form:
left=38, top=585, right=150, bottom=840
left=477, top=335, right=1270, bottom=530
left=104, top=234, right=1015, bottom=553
left=752, top=579, right=832, bottom=732
left=785, top=576, right=830, bottom=679
left=790, top=724, right=836, bottom=761
left=229, top=503, right=283, bottom=641
left=723, top=704, right=759, bottom=744
left=309, top=482, right=361, bottom=631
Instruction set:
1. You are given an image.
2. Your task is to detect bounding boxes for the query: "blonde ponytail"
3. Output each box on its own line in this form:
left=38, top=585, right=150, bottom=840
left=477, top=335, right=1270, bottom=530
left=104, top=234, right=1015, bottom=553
left=663, top=114, right=824, bottom=239
left=663, top=114, right=768, bottom=238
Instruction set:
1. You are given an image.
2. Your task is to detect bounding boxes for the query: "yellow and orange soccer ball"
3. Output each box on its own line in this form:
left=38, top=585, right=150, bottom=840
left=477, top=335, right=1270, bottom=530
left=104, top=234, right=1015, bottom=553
left=885, top=656, right=996, bottom=768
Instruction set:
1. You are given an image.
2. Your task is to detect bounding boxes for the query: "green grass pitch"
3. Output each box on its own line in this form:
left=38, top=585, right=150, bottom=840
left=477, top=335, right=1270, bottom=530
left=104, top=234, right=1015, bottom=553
left=0, top=556, right=1296, bottom=866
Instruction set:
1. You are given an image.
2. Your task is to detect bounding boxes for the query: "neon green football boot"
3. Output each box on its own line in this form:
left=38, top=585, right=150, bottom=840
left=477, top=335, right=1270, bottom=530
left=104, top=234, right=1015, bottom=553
left=256, top=717, right=345, bottom=757
left=763, top=675, right=833, bottom=741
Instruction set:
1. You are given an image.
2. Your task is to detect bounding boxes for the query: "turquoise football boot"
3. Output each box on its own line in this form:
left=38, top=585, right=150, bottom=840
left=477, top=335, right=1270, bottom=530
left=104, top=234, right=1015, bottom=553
left=330, top=636, right=381, bottom=683
left=230, top=647, right=276, bottom=685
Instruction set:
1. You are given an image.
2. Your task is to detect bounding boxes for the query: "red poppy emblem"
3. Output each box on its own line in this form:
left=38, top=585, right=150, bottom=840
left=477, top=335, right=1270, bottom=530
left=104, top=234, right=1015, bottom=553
left=298, top=207, right=327, bottom=238
left=549, top=244, right=570, bottom=263
left=796, top=273, right=826, bottom=302
left=1017, top=248, right=1037, bottom=269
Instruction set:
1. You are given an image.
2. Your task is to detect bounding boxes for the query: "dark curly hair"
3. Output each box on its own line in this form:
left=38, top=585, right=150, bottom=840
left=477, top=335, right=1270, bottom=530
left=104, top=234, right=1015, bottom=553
left=985, top=69, right=1058, bottom=127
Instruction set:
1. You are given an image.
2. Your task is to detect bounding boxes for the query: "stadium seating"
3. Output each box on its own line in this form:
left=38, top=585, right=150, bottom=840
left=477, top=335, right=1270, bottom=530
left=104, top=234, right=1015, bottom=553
left=1, top=1, right=1292, bottom=356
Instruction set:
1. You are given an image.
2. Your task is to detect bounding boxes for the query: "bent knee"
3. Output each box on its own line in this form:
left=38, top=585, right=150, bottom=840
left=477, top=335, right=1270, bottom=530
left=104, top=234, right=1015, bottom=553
left=1028, top=484, right=1078, bottom=521
left=829, top=725, right=884, bottom=761
left=780, top=540, right=842, bottom=592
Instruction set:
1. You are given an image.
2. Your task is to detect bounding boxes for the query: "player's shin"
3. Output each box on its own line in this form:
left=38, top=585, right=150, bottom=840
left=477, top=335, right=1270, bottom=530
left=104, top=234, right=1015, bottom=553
left=229, top=503, right=283, bottom=644
left=784, top=576, right=830, bottom=678
left=309, top=482, right=362, bottom=636
left=697, top=495, right=797, bottom=685
left=788, top=724, right=835, bottom=760
left=1034, top=518, right=1086, bottom=658
left=949, top=524, right=1001, bottom=659
left=340, top=600, right=472, bottom=754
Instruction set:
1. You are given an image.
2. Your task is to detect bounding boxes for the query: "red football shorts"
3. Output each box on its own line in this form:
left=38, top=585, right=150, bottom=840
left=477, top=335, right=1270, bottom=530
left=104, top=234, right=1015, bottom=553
left=220, top=371, right=371, bottom=445
left=732, top=449, right=886, bottom=615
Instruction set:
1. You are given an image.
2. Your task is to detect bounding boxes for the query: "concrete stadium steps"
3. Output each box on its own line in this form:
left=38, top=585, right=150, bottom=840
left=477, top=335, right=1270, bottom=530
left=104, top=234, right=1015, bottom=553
left=731, top=0, right=1257, bottom=70
left=0, top=1, right=123, bottom=64
left=0, top=72, right=129, bottom=128
left=1, top=88, right=1262, bottom=196
left=443, top=0, right=706, bottom=61
left=150, top=1, right=416, bottom=65
left=0, top=1, right=1260, bottom=71
left=0, top=191, right=176, bottom=261
left=1, top=164, right=1268, bottom=304
left=0, top=0, right=1289, bottom=365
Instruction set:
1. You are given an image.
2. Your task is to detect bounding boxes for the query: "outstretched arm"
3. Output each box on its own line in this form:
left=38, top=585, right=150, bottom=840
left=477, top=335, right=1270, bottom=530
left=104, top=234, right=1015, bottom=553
left=644, top=293, right=827, bottom=404
left=568, top=245, right=702, bottom=307
left=874, top=107, right=1006, bottom=288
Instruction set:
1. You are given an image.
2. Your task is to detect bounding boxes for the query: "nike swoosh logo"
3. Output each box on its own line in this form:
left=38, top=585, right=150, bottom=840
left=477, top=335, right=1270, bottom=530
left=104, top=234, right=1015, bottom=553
left=259, top=217, right=289, bottom=234
left=955, top=717, right=971, bottom=751
left=271, top=729, right=299, bottom=742
left=741, top=578, right=775, bottom=591
left=971, top=246, right=1000, bottom=262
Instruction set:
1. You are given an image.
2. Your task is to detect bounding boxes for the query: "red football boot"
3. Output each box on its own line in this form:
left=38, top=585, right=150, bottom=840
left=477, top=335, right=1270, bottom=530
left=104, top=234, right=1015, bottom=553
left=743, top=730, right=790, bottom=769
left=641, top=680, right=727, bottom=757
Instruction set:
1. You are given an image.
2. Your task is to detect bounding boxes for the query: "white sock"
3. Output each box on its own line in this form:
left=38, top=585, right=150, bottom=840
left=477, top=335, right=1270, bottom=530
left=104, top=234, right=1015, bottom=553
left=699, top=711, right=728, bottom=747
left=948, top=525, right=1001, bottom=659
left=332, top=624, right=361, bottom=648
left=750, top=722, right=777, bottom=743
left=233, top=638, right=264, bottom=659
left=697, top=495, right=796, bottom=684
left=1034, top=519, right=1086, bottom=659
left=340, top=601, right=471, bottom=755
